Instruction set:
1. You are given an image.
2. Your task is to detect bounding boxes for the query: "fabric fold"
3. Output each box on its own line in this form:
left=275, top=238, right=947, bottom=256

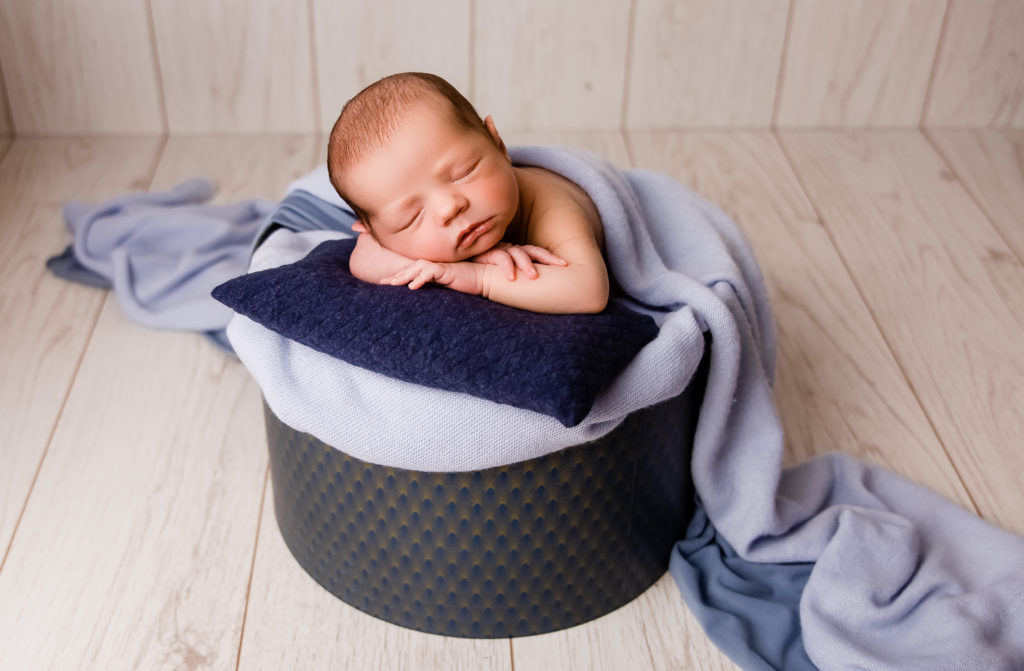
left=48, top=147, right=1024, bottom=670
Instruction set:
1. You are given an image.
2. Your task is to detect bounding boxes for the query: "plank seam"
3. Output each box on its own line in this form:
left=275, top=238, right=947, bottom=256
left=770, top=129, right=982, bottom=517
left=145, top=0, right=171, bottom=134
left=468, top=0, right=477, bottom=103
left=919, top=0, right=953, bottom=128
left=307, top=0, right=323, bottom=134
left=234, top=465, right=271, bottom=671
left=619, top=0, right=637, bottom=131
left=0, top=54, right=15, bottom=135
left=770, top=0, right=797, bottom=129
left=1, top=137, right=167, bottom=575
left=922, top=128, right=1024, bottom=268
left=0, top=295, right=108, bottom=575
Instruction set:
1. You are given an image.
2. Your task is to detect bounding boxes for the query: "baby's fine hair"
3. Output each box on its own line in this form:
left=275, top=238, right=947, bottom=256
left=327, top=72, right=488, bottom=219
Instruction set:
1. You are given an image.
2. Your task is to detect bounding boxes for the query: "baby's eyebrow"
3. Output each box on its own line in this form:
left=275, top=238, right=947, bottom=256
left=434, top=152, right=473, bottom=178
left=395, top=195, right=419, bottom=213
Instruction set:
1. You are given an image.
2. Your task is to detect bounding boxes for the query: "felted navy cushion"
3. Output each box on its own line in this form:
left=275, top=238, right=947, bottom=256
left=213, top=238, right=659, bottom=427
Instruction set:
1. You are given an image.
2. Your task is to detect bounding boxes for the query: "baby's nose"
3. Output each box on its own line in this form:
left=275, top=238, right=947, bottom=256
left=438, top=192, right=468, bottom=225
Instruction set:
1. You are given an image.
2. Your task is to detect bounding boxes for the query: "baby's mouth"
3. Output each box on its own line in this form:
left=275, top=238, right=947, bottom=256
left=457, top=217, right=494, bottom=249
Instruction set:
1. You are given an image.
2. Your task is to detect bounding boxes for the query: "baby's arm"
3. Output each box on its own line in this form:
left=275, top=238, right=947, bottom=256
left=478, top=212, right=609, bottom=314
left=351, top=224, right=563, bottom=294
left=384, top=205, right=608, bottom=314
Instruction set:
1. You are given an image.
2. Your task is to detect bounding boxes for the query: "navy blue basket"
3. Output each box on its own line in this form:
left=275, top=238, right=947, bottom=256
left=264, top=346, right=708, bottom=638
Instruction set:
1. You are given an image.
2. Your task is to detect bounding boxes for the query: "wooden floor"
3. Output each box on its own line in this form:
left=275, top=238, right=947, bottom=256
left=0, top=129, right=1021, bottom=670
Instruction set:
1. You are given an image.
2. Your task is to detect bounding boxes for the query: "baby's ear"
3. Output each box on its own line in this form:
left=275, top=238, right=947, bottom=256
left=352, top=221, right=367, bottom=234
left=483, top=115, right=508, bottom=157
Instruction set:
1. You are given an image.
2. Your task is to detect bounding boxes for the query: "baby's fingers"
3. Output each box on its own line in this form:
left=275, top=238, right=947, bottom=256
left=521, top=245, right=568, bottom=267
left=382, top=263, right=431, bottom=290
left=507, top=246, right=539, bottom=278
left=473, top=247, right=516, bottom=280
left=492, top=250, right=516, bottom=280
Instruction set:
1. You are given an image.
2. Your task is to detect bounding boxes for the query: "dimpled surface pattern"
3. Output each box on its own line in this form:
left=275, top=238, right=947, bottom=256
left=263, top=349, right=707, bottom=638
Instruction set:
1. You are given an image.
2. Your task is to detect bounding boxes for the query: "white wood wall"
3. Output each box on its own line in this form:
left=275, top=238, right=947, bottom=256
left=0, top=0, right=1021, bottom=135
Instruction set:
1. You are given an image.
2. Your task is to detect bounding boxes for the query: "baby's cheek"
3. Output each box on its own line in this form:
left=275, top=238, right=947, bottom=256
left=478, top=173, right=517, bottom=209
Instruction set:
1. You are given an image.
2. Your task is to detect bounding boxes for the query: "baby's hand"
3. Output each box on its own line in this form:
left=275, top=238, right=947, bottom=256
left=381, top=259, right=482, bottom=294
left=472, top=243, right=567, bottom=281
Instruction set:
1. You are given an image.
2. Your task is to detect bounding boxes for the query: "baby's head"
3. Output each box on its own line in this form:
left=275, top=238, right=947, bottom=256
left=328, top=73, right=520, bottom=263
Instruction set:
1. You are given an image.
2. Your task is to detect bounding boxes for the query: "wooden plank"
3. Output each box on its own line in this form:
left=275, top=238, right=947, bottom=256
left=237, top=480, right=513, bottom=671
left=924, top=0, right=1024, bottom=127
left=779, top=131, right=1024, bottom=534
left=313, top=0, right=471, bottom=134
left=0, top=136, right=319, bottom=670
left=512, top=574, right=739, bottom=671
left=475, top=1, right=630, bottom=131
left=627, top=131, right=974, bottom=509
left=151, top=0, right=317, bottom=133
left=776, top=0, right=944, bottom=127
left=0, top=138, right=163, bottom=561
left=0, top=0, right=164, bottom=134
left=927, top=130, right=1024, bottom=263
left=500, top=129, right=631, bottom=166
left=626, top=0, right=788, bottom=128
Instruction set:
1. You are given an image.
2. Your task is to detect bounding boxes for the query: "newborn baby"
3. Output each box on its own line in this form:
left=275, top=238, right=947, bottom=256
left=327, top=72, right=609, bottom=314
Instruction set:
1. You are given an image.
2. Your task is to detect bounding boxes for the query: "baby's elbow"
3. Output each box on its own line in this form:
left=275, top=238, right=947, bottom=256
left=573, top=281, right=609, bottom=314
left=577, top=294, right=608, bottom=314
left=348, top=253, right=378, bottom=284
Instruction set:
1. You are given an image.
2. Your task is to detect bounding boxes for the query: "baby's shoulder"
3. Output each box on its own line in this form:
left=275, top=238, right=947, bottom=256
left=519, top=166, right=592, bottom=212
left=517, top=166, right=602, bottom=236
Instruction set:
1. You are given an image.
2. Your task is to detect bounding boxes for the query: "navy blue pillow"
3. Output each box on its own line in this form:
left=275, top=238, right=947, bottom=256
left=213, top=238, right=659, bottom=427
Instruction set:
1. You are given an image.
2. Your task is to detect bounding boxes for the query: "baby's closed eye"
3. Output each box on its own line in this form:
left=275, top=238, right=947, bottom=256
left=453, top=159, right=480, bottom=182
left=399, top=210, right=421, bottom=231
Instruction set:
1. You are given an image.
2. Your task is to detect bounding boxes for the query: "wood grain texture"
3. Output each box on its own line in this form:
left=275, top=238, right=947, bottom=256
left=0, top=136, right=319, bottom=670
left=928, top=130, right=1024, bottom=263
left=626, top=0, right=789, bottom=128
left=779, top=131, right=1024, bottom=534
left=237, top=482, right=513, bottom=671
left=0, top=138, right=162, bottom=562
left=628, top=131, right=972, bottom=505
left=0, top=299, right=266, bottom=671
left=475, top=1, right=630, bottom=131
left=925, top=0, right=1024, bottom=127
left=511, top=574, right=739, bottom=671
left=776, top=0, right=945, bottom=127
left=499, top=130, right=631, bottom=166
left=313, top=0, right=471, bottom=134
left=151, top=0, right=317, bottom=133
left=0, top=0, right=164, bottom=134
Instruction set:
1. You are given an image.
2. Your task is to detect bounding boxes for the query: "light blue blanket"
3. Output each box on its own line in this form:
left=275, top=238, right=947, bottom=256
left=50, top=148, right=1024, bottom=670
left=55, top=178, right=275, bottom=345
left=505, top=147, right=1024, bottom=671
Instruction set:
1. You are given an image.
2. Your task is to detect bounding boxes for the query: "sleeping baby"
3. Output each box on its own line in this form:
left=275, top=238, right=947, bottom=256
left=326, top=72, right=609, bottom=314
